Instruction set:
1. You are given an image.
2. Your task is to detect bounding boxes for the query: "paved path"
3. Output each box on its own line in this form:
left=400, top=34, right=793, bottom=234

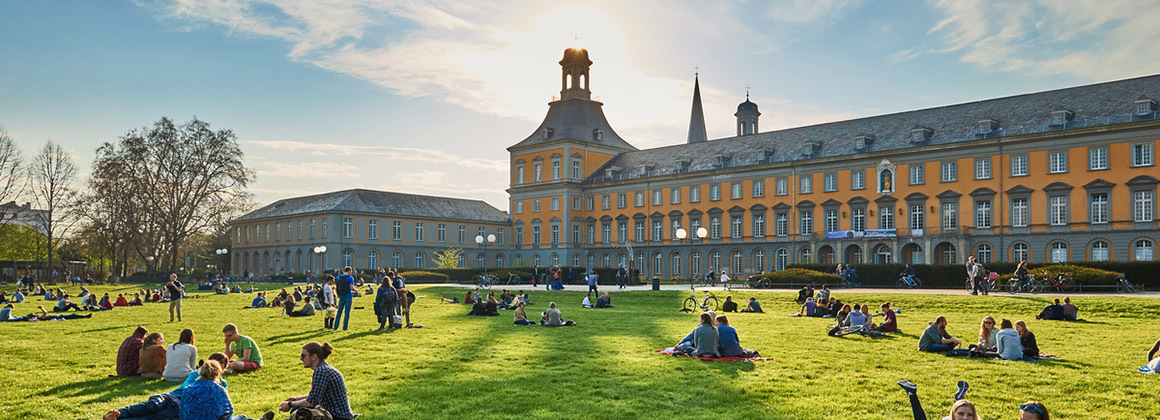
left=416, top=282, right=1157, bottom=298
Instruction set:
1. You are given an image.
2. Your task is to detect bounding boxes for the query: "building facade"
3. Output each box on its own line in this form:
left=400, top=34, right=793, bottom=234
left=229, top=189, right=511, bottom=275
left=232, top=48, right=1159, bottom=278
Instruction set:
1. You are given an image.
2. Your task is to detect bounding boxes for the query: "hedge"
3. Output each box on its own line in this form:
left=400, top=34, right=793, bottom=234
left=754, top=268, right=841, bottom=285
left=789, top=261, right=1153, bottom=288
left=397, top=271, right=449, bottom=283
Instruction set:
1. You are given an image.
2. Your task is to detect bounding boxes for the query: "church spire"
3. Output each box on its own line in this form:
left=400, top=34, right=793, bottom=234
left=687, top=72, right=708, bottom=144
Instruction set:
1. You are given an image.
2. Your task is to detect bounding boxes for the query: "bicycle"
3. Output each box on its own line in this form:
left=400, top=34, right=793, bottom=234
left=746, top=272, right=767, bottom=289
left=840, top=274, right=861, bottom=288
left=698, top=273, right=718, bottom=288
left=895, top=274, right=922, bottom=289
left=682, top=289, right=719, bottom=312
left=505, top=273, right=521, bottom=286
left=964, top=272, right=997, bottom=293
left=478, top=274, right=496, bottom=290
left=1117, top=275, right=1137, bottom=293
left=1004, top=274, right=1036, bottom=294
left=1034, top=271, right=1075, bottom=293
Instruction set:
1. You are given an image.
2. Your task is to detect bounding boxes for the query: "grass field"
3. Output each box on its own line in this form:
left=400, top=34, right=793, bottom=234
left=1, top=283, right=1158, bottom=419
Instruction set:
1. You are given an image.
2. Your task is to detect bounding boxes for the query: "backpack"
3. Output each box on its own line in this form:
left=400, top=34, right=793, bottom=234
left=290, top=406, right=332, bottom=420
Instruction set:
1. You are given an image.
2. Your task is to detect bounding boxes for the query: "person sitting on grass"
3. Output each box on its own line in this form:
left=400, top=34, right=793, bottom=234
left=823, top=297, right=842, bottom=318
left=112, top=293, right=127, bottom=307
left=968, top=316, right=998, bottom=355
left=1036, top=299, right=1065, bottom=321
left=129, top=293, right=143, bottom=306
left=691, top=312, right=720, bottom=358
left=1061, top=297, right=1078, bottom=321
left=102, top=352, right=231, bottom=420
left=595, top=293, right=613, bottom=308
left=290, top=297, right=316, bottom=317
left=795, top=286, right=812, bottom=304
left=163, top=328, right=198, bottom=382
left=834, top=304, right=852, bottom=326
left=513, top=301, right=535, bottom=325
left=844, top=304, right=867, bottom=329
left=722, top=295, right=739, bottom=313
left=468, top=298, right=488, bottom=316
left=464, top=290, right=475, bottom=305
left=799, top=297, right=818, bottom=317
left=0, top=304, right=13, bottom=321
left=98, top=293, right=112, bottom=308
left=541, top=302, right=568, bottom=326
left=485, top=293, right=500, bottom=315
left=919, top=316, right=963, bottom=354
left=116, top=326, right=148, bottom=377
left=860, top=304, right=876, bottom=330
left=250, top=292, right=267, bottom=308
left=178, top=359, right=233, bottom=420
left=516, top=290, right=531, bottom=306
left=1016, top=401, right=1049, bottom=420
left=1015, top=320, right=1039, bottom=360
left=716, top=315, right=756, bottom=358
left=256, top=342, right=357, bottom=420
left=740, top=297, right=763, bottom=313
left=875, top=303, right=900, bottom=333
left=995, top=319, right=1024, bottom=360
left=43, top=288, right=55, bottom=301
left=897, top=379, right=977, bottom=420
left=138, top=332, right=167, bottom=379
left=54, top=293, right=82, bottom=312
left=223, top=323, right=262, bottom=373
left=11, top=289, right=23, bottom=303
left=232, top=284, right=242, bottom=294
left=582, top=292, right=593, bottom=308
left=282, top=296, right=298, bottom=316
left=245, top=285, right=255, bottom=293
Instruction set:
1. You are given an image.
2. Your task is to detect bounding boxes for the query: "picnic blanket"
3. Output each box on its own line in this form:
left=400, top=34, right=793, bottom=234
left=654, top=348, right=767, bottom=362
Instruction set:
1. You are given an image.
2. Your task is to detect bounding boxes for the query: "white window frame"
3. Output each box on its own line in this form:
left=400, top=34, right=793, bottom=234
left=710, top=184, right=722, bottom=201
left=775, top=178, right=788, bottom=196
left=1011, top=155, right=1028, bottom=177
left=1090, top=193, right=1108, bottom=224
left=909, top=204, right=924, bottom=231
left=730, top=182, right=742, bottom=199
left=974, top=158, right=991, bottom=180
left=1135, top=191, right=1154, bottom=222
left=823, top=173, right=838, bottom=192
left=753, top=179, right=765, bottom=197
left=1048, top=151, right=1067, bottom=173
left=940, top=161, right=957, bottom=182
left=1133, top=142, right=1154, bottom=167
left=909, top=164, right=925, bottom=185
left=690, top=186, right=701, bottom=203
left=975, top=201, right=991, bottom=229
left=671, top=188, right=681, bottom=204
left=800, top=175, right=813, bottom=194
left=1012, top=198, right=1028, bottom=227
left=1050, top=196, right=1068, bottom=226
left=1089, top=147, right=1108, bottom=170
left=851, top=208, right=865, bottom=232
left=851, top=170, right=865, bottom=190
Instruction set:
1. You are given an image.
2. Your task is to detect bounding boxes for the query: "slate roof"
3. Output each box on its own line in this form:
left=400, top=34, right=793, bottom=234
left=509, top=98, right=637, bottom=151
left=588, top=74, right=1160, bottom=183
left=234, top=189, right=510, bottom=224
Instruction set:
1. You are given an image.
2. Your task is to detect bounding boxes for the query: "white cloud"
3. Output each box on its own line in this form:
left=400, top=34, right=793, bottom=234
left=248, top=140, right=507, bottom=172
left=926, top=0, right=1160, bottom=79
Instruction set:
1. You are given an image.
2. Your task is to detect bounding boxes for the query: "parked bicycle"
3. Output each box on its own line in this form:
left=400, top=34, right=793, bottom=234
left=1117, top=275, right=1137, bottom=293
left=964, top=272, right=998, bottom=293
left=505, top=272, right=521, bottom=286
left=1004, top=273, right=1036, bottom=294
left=682, top=289, right=719, bottom=312
left=478, top=274, right=497, bottom=290
left=746, top=271, right=768, bottom=289
left=1034, top=271, right=1075, bottom=293
left=895, top=274, right=922, bottom=289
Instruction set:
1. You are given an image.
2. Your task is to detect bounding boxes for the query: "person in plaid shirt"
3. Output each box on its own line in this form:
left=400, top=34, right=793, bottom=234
left=259, top=342, right=356, bottom=420
left=115, top=326, right=148, bottom=377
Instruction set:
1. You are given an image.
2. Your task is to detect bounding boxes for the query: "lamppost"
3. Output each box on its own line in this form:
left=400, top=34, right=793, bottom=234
left=145, top=256, right=155, bottom=281
left=675, top=227, right=708, bottom=277
left=475, top=233, right=496, bottom=278
left=313, top=246, right=327, bottom=275
left=215, top=249, right=228, bottom=275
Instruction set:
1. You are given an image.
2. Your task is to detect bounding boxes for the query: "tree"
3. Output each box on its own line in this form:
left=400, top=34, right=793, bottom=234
left=28, top=141, right=78, bottom=277
left=435, top=247, right=464, bottom=269
left=100, top=117, right=254, bottom=274
left=0, top=126, right=26, bottom=224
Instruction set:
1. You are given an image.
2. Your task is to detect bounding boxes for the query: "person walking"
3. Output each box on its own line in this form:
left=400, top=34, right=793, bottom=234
left=166, top=274, right=184, bottom=322
left=586, top=271, right=599, bottom=295
left=966, top=256, right=986, bottom=295
left=333, top=267, right=355, bottom=331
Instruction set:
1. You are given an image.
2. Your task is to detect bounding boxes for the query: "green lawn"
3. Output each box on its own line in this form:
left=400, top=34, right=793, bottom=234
left=1, top=284, right=1158, bottom=419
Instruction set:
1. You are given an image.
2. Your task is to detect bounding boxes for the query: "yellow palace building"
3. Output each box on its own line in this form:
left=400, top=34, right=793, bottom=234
left=234, top=48, right=1159, bottom=279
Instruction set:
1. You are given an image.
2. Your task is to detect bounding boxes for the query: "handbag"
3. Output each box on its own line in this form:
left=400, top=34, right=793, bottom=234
left=290, top=406, right=333, bottom=420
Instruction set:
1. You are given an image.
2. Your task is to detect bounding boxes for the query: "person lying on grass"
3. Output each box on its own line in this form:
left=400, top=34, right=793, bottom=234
left=103, top=352, right=232, bottom=420
left=897, top=379, right=978, bottom=420
left=256, top=342, right=357, bottom=420
left=595, top=293, right=613, bottom=308
left=223, top=323, right=263, bottom=373
left=918, top=316, right=963, bottom=354
left=3, top=304, right=92, bottom=322
left=514, top=301, right=535, bottom=325
left=740, top=297, right=763, bottom=313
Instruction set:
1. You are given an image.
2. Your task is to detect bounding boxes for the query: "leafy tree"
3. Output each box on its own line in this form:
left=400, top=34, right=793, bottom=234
left=435, top=247, right=464, bottom=269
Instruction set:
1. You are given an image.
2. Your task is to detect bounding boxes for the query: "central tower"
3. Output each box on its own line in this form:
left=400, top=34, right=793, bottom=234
left=560, top=47, right=593, bottom=101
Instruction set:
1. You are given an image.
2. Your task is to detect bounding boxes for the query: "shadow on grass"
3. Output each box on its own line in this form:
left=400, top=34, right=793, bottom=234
left=37, top=376, right=174, bottom=403
left=266, top=329, right=336, bottom=345
left=332, top=326, right=401, bottom=342
left=82, top=324, right=140, bottom=333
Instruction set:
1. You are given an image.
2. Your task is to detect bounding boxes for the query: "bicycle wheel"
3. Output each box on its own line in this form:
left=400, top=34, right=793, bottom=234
left=703, top=296, right=719, bottom=312
left=1005, top=279, right=1020, bottom=294
left=1062, top=277, right=1077, bottom=293
left=683, top=297, right=698, bottom=312
left=915, top=278, right=923, bottom=288
left=1029, top=279, right=1043, bottom=293
left=480, top=278, right=492, bottom=290
left=760, top=278, right=772, bottom=289
left=895, top=279, right=907, bottom=289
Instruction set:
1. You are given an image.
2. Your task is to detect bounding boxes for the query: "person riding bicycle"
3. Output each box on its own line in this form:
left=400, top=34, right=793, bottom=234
left=900, top=263, right=917, bottom=284
left=843, top=266, right=858, bottom=286
left=705, top=267, right=717, bottom=284
left=1014, top=261, right=1030, bottom=292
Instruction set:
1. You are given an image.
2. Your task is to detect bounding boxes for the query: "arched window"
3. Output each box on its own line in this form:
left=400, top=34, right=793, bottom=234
left=1090, top=241, right=1110, bottom=262
left=874, top=244, right=892, bottom=264
left=392, top=251, right=401, bottom=268
left=1050, top=242, right=1069, bottom=263
left=653, top=252, right=663, bottom=277
left=587, top=254, right=594, bottom=270
left=731, top=251, right=743, bottom=275
left=710, top=251, right=721, bottom=273
left=367, top=250, right=379, bottom=269
left=477, top=254, right=486, bottom=268
left=496, top=254, right=505, bottom=268
left=799, top=248, right=812, bottom=264
left=457, top=254, right=465, bottom=268
left=342, top=249, right=353, bottom=268
left=976, top=244, right=991, bottom=264
left=775, top=249, right=789, bottom=271
left=818, top=246, right=834, bottom=264
left=414, top=252, right=425, bottom=268
left=551, top=253, right=560, bottom=266
left=533, top=254, right=541, bottom=266
left=274, top=251, right=282, bottom=273
left=671, top=252, right=682, bottom=277
left=1136, top=239, right=1155, bottom=261
left=753, top=250, right=766, bottom=272
left=1012, top=243, right=1029, bottom=263
left=691, top=252, right=702, bottom=275
left=602, top=254, right=611, bottom=267
left=515, top=255, right=525, bottom=267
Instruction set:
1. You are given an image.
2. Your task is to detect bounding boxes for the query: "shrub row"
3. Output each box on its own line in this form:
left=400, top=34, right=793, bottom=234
left=397, top=271, right=450, bottom=283
left=754, top=268, right=841, bottom=285
left=788, top=261, right=1153, bottom=288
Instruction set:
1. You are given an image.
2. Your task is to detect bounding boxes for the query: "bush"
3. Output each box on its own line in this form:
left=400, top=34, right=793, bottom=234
left=756, top=268, right=841, bottom=285
left=397, top=271, right=449, bottom=283
left=1033, top=264, right=1122, bottom=285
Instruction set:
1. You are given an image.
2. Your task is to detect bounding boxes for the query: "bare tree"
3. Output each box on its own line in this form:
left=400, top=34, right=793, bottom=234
left=29, top=141, right=78, bottom=277
left=109, top=117, right=254, bottom=274
left=0, top=126, right=26, bottom=224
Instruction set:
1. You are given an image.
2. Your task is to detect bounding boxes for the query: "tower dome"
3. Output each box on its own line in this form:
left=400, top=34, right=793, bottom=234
left=734, top=93, right=761, bottom=136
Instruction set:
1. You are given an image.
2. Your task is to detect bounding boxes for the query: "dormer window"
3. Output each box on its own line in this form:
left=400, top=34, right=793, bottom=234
left=1135, top=99, right=1156, bottom=116
left=605, top=166, right=622, bottom=179
left=854, top=135, right=874, bottom=152
left=540, top=127, right=554, bottom=140
left=637, top=164, right=654, bottom=175
left=802, top=142, right=822, bottom=158
left=714, top=154, right=732, bottom=168
left=593, top=129, right=605, bottom=140
left=978, top=119, right=998, bottom=134
left=762, top=148, right=776, bottom=163
left=910, top=128, right=931, bottom=144
left=675, top=159, right=691, bottom=173
left=1051, top=110, right=1073, bottom=126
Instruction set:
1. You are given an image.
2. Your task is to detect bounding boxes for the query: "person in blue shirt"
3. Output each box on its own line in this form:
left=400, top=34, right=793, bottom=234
left=251, top=292, right=267, bottom=308
left=586, top=272, right=599, bottom=295
left=716, top=315, right=752, bottom=357
left=740, top=297, right=763, bottom=313
left=11, top=290, right=24, bottom=303
left=333, top=267, right=356, bottom=331
left=178, top=360, right=233, bottom=420
left=55, top=294, right=82, bottom=312
left=102, top=353, right=230, bottom=420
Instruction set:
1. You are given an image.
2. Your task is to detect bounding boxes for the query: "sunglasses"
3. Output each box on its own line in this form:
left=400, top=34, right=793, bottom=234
left=1020, top=404, right=1043, bottom=415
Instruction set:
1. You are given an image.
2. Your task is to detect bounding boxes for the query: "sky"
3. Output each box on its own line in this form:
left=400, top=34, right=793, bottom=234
left=2, top=0, right=1160, bottom=212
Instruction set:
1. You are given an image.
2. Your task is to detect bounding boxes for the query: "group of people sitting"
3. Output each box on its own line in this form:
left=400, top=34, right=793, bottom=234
left=919, top=315, right=1042, bottom=360
left=821, top=302, right=901, bottom=335
left=213, top=283, right=245, bottom=294
left=721, top=296, right=762, bottom=313
left=1, top=303, right=92, bottom=321
left=0, top=285, right=171, bottom=322
left=1036, top=297, right=1079, bottom=321
left=106, top=324, right=356, bottom=420
left=581, top=292, right=613, bottom=308
left=672, top=311, right=758, bottom=358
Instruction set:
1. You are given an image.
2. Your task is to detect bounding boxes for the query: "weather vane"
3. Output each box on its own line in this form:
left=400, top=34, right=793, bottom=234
left=746, top=84, right=750, bottom=100
left=694, top=66, right=699, bottom=78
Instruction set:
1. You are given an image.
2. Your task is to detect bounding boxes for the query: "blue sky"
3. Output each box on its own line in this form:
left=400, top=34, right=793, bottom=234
left=2, top=0, right=1158, bottom=211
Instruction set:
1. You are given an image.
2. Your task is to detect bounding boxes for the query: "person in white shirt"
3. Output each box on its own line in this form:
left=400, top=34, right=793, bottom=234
left=162, top=329, right=198, bottom=382
left=719, top=271, right=731, bottom=288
